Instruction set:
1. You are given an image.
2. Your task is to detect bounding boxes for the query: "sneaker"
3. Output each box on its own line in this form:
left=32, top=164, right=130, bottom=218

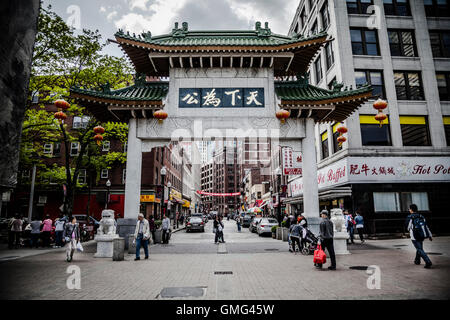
left=134, top=257, right=140, bottom=261
left=328, top=266, right=336, bottom=270
left=414, top=260, right=420, bottom=265
left=144, top=256, right=149, bottom=260
left=424, top=263, right=432, bottom=269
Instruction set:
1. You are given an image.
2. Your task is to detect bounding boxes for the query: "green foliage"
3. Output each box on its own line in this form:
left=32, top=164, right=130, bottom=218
left=281, top=220, right=287, bottom=227
left=155, top=220, right=162, bottom=228
left=271, top=225, right=278, bottom=233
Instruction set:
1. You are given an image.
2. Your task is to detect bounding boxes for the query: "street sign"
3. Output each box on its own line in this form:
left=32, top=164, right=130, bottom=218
left=282, top=147, right=302, bottom=175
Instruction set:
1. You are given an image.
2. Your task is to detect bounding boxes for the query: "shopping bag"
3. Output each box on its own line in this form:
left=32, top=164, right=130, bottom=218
left=313, top=245, right=326, bottom=264
left=76, top=241, right=84, bottom=252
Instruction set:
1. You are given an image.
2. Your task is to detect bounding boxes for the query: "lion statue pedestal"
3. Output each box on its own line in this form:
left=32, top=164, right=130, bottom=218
left=330, top=208, right=350, bottom=255
left=94, top=209, right=119, bottom=258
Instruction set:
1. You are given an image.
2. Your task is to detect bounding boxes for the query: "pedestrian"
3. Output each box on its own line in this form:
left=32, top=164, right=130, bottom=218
left=236, top=214, right=242, bottom=232
left=354, top=211, right=365, bottom=243
left=133, top=213, right=150, bottom=261
left=405, top=204, right=433, bottom=269
left=161, top=214, right=170, bottom=244
left=289, top=220, right=302, bottom=254
left=41, top=214, right=53, bottom=247
left=29, top=217, right=42, bottom=248
left=217, top=216, right=225, bottom=243
left=149, top=215, right=156, bottom=243
left=10, top=215, right=23, bottom=249
left=176, top=211, right=179, bottom=229
left=63, top=216, right=80, bottom=262
left=316, top=210, right=336, bottom=270
left=344, top=210, right=355, bottom=244
left=54, top=215, right=66, bottom=248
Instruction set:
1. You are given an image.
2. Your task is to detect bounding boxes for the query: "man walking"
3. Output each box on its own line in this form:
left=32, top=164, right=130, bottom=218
left=289, top=220, right=302, bottom=254
left=161, top=214, right=170, bottom=244
left=10, top=215, right=23, bottom=249
left=29, top=217, right=42, bottom=248
left=54, top=215, right=66, bottom=248
left=316, top=210, right=336, bottom=270
left=236, top=214, right=242, bottom=232
left=405, top=204, right=432, bottom=269
left=133, top=213, right=150, bottom=261
left=149, top=215, right=156, bottom=243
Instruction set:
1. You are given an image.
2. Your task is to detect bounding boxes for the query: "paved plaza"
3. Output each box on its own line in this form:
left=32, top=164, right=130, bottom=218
left=0, top=219, right=449, bottom=300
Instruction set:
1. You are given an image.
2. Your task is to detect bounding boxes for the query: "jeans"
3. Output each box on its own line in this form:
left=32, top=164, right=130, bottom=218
left=162, top=229, right=170, bottom=244
left=291, top=236, right=301, bottom=252
left=412, top=240, right=431, bottom=265
left=215, top=230, right=224, bottom=243
left=136, top=234, right=149, bottom=258
left=55, top=231, right=63, bottom=247
left=42, top=231, right=51, bottom=247
left=237, top=223, right=241, bottom=232
left=347, top=227, right=354, bottom=243
left=66, top=239, right=77, bottom=260
left=30, top=233, right=40, bottom=248
left=318, top=238, right=336, bottom=268
left=356, top=227, right=364, bottom=241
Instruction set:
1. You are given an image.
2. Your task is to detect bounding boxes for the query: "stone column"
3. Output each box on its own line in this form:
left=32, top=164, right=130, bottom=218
left=302, top=117, right=320, bottom=234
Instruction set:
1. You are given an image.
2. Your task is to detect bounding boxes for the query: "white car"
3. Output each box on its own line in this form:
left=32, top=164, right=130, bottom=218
left=256, top=218, right=279, bottom=236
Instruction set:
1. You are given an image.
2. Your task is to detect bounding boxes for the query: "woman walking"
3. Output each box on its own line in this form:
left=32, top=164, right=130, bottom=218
left=354, top=211, right=365, bottom=243
left=41, top=215, right=53, bottom=247
left=64, top=217, right=80, bottom=262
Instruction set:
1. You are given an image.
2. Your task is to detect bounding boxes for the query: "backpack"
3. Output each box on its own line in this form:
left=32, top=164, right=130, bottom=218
left=411, top=214, right=430, bottom=240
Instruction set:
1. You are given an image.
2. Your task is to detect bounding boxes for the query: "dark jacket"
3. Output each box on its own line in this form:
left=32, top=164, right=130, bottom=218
left=213, top=219, right=219, bottom=229
left=63, top=223, right=80, bottom=241
left=289, top=224, right=302, bottom=237
left=149, top=219, right=156, bottom=232
left=319, top=218, right=334, bottom=240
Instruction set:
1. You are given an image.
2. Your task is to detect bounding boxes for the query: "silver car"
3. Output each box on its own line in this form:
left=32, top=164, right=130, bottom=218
left=249, top=217, right=263, bottom=233
left=186, top=217, right=205, bottom=232
left=256, top=218, right=279, bottom=236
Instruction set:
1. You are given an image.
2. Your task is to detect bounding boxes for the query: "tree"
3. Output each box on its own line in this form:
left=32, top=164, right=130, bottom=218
left=19, top=5, right=133, bottom=217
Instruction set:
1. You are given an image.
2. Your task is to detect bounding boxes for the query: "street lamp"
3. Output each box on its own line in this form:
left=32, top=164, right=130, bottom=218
left=275, top=167, right=282, bottom=226
left=160, top=166, right=167, bottom=219
left=269, top=186, right=273, bottom=218
left=105, top=179, right=111, bottom=209
left=167, top=181, right=174, bottom=228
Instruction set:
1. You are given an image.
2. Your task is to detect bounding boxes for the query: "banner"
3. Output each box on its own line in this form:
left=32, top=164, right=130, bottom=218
left=282, top=147, right=302, bottom=175
left=196, top=190, right=240, bottom=197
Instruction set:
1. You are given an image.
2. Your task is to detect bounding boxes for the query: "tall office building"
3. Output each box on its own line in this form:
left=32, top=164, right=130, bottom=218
left=287, top=0, right=450, bottom=234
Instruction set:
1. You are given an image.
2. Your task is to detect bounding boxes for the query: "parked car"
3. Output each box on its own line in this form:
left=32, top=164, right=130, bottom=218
left=257, top=218, right=279, bottom=236
left=249, top=217, right=263, bottom=233
left=186, top=217, right=205, bottom=232
left=242, top=215, right=252, bottom=228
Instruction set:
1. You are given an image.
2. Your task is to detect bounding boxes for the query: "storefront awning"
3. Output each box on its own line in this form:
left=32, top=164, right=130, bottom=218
left=285, top=187, right=352, bottom=204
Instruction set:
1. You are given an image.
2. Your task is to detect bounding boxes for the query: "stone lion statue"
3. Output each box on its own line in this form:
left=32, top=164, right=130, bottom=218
left=97, top=209, right=116, bottom=235
left=330, top=208, right=346, bottom=233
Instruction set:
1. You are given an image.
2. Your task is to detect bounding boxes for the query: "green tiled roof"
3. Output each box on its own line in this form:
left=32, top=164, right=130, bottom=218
left=71, top=80, right=169, bottom=101
left=115, top=21, right=327, bottom=48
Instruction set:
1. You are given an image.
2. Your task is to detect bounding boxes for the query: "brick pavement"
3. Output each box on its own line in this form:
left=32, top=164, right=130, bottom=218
left=0, top=219, right=449, bottom=300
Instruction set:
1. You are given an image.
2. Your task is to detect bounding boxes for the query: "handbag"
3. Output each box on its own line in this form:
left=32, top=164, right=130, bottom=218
left=76, top=241, right=84, bottom=252
left=313, top=245, right=327, bottom=264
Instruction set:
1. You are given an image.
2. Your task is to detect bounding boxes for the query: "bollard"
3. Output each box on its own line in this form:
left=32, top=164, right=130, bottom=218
left=113, top=237, right=125, bottom=261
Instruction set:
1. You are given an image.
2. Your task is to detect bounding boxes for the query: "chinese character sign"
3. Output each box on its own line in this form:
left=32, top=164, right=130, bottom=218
left=282, top=147, right=302, bottom=175
left=179, top=88, right=264, bottom=108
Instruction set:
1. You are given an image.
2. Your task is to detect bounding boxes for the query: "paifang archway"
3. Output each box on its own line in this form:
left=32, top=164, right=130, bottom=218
left=71, top=22, right=372, bottom=234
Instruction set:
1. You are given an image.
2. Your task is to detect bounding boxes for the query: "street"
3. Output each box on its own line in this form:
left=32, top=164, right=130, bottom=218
left=0, top=219, right=449, bottom=300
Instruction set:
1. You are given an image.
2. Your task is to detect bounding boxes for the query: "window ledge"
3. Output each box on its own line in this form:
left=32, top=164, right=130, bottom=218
left=385, top=15, right=413, bottom=19
left=353, top=55, right=382, bottom=59
left=391, top=56, right=420, bottom=61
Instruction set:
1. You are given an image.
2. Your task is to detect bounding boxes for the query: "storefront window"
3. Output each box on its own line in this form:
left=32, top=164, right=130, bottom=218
left=374, top=191, right=429, bottom=212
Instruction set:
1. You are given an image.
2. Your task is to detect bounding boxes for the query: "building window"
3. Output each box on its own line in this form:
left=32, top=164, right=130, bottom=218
left=388, top=30, right=417, bottom=57
left=400, top=116, right=431, bottom=146
left=102, top=140, right=110, bottom=152
left=394, top=71, right=424, bottom=100
left=332, top=123, right=344, bottom=153
left=101, top=169, right=108, bottom=179
left=400, top=192, right=430, bottom=211
left=122, top=169, right=126, bottom=184
left=360, top=115, right=391, bottom=146
left=346, top=0, right=372, bottom=14
left=436, top=73, right=450, bottom=101
left=383, top=0, right=410, bottom=16
left=78, top=169, right=87, bottom=184
left=70, top=142, right=80, bottom=156
left=43, top=143, right=53, bottom=154
left=424, top=0, right=450, bottom=17
left=355, top=70, right=385, bottom=99
left=429, top=31, right=450, bottom=58
left=321, top=131, right=329, bottom=159
left=72, top=116, right=90, bottom=129
left=320, top=2, right=330, bottom=30
left=444, top=117, right=450, bottom=146
left=350, top=28, right=379, bottom=55
left=53, top=142, right=61, bottom=156
left=373, top=192, right=400, bottom=212
left=314, top=55, right=323, bottom=83
left=325, top=42, right=334, bottom=70
left=328, top=76, right=337, bottom=90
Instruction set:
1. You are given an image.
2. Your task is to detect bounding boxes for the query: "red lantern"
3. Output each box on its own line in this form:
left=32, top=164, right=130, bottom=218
left=276, top=109, right=290, bottom=124
left=54, top=111, right=67, bottom=122
left=336, top=126, right=348, bottom=134
left=337, top=135, right=346, bottom=146
left=94, top=126, right=105, bottom=134
left=54, top=99, right=70, bottom=111
left=154, top=110, right=168, bottom=123
left=375, top=112, right=387, bottom=127
left=93, top=134, right=103, bottom=146
left=373, top=98, right=388, bottom=111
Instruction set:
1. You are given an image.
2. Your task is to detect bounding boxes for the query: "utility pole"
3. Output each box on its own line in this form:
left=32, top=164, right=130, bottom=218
left=27, top=164, right=36, bottom=222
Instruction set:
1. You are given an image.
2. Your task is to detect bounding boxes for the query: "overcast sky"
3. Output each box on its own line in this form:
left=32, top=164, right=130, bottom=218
left=44, top=0, right=299, bottom=57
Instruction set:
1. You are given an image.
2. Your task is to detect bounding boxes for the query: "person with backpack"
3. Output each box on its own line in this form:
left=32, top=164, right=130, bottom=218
left=405, top=204, right=432, bottom=269
left=354, top=211, right=365, bottom=243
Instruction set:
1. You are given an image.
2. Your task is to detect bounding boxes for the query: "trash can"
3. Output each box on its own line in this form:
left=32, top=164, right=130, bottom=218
left=113, top=237, right=125, bottom=261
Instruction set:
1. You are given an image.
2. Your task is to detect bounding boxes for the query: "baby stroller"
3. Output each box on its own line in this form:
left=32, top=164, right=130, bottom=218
left=301, top=227, right=319, bottom=255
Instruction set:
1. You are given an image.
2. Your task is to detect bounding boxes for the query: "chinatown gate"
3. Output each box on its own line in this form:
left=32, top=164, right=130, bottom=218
left=71, top=22, right=372, bottom=237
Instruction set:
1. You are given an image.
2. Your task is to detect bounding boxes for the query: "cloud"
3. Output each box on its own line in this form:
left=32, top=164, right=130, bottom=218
left=107, top=11, right=118, bottom=22
left=128, top=0, right=150, bottom=11
left=99, top=6, right=106, bottom=13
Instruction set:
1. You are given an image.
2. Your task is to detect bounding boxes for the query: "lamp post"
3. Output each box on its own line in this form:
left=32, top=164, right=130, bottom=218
left=105, top=179, right=111, bottom=209
left=269, top=186, right=273, bottom=218
left=160, top=166, right=167, bottom=220
left=275, top=167, right=282, bottom=226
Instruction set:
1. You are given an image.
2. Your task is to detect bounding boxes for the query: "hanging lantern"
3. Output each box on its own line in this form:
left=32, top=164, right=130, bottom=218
left=373, top=98, right=388, bottom=111
left=54, top=99, right=70, bottom=111
left=54, top=111, right=67, bottom=122
left=94, top=125, right=105, bottom=134
left=276, top=109, right=290, bottom=124
left=375, top=112, right=387, bottom=127
left=93, top=134, right=104, bottom=146
left=336, top=125, right=348, bottom=134
left=337, top=135, right=347, bottom=147
left=153, top=110, right=168, bottom=124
